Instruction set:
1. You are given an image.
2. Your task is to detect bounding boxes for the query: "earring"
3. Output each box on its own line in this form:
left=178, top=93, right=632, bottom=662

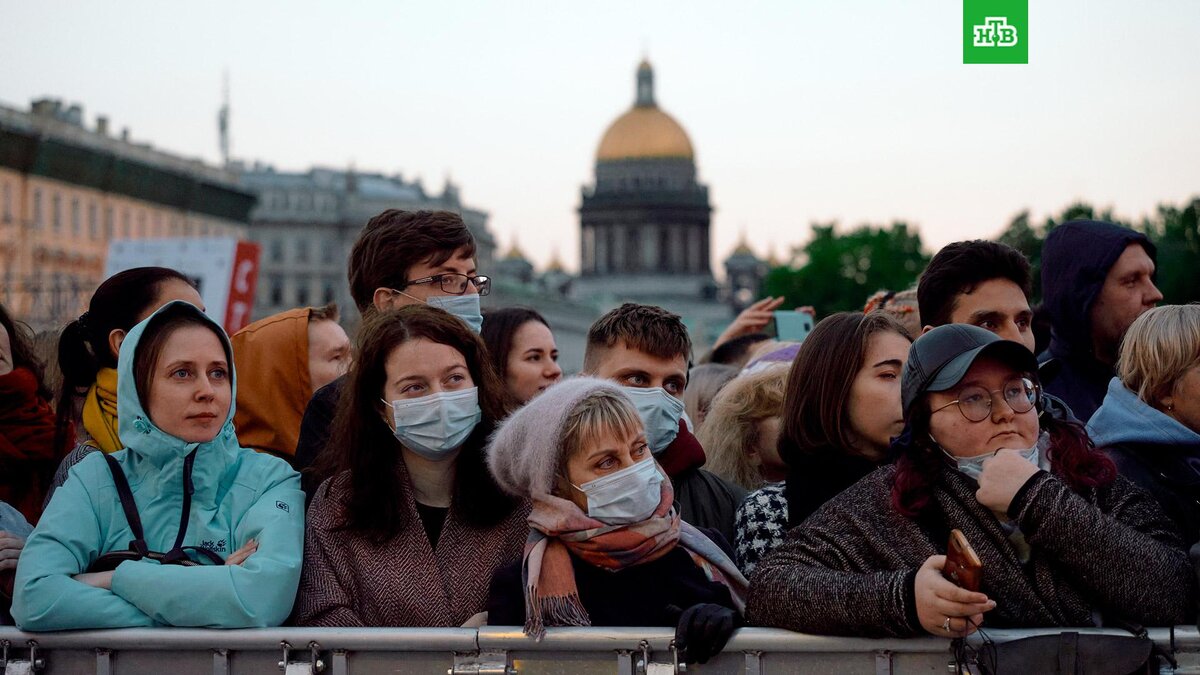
left=1167, top=403, right=1175, bottom=412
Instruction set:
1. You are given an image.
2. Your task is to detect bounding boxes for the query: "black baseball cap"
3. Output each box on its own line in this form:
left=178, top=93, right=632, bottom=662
left=901, top=324, right=1040, bottom=419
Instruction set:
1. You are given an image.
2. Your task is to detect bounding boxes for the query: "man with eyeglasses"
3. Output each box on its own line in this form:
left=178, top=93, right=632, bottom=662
left=294, top=209, right=490, bottom=501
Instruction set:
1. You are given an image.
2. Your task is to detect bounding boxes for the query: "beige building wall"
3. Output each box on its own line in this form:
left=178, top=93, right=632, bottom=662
left=0, top=167, right=246, bottom=329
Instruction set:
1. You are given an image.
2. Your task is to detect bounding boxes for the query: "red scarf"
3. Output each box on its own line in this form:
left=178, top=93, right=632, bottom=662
left=521, top=467, right=747, bottom=639
left=656, top=420, right=707, bottom=478
left=0, top=368, right=70, bottom=524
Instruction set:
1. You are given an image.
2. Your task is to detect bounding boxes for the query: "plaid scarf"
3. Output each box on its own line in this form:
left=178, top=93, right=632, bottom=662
left=521, top=468, right=748, bottom=639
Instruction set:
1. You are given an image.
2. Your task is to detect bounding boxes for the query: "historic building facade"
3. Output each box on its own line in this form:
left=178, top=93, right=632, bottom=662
left=0, top=98, right=253, bottom=329
left=574, top=60, right=763, bottom=345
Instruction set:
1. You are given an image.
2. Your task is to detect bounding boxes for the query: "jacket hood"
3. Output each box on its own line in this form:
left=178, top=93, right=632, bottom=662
left=1041, top=220, right=1155, bottom=357
left=1086, top=377, right=1200, bottom=448
left=230, top=308, right=312, bottom=456
left=116, top=300, right=239, bottom=463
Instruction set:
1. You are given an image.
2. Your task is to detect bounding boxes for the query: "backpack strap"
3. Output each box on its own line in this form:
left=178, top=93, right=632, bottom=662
left=161, top=449, right=201, bottom=565
left=101, top=453, right=149, bottom=557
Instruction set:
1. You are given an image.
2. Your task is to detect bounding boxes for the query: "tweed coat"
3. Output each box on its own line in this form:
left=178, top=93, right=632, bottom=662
left=747, top=464, right=1193, bottom=637
left=294, top=460, right=530, bottom=627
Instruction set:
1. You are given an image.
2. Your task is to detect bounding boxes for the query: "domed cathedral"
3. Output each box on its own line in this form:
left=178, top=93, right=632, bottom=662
left=576, top=59, right=738, bottom=342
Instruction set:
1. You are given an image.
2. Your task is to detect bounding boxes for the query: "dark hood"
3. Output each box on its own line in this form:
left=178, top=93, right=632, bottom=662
left=1040, top=220, right=1155, bottom=357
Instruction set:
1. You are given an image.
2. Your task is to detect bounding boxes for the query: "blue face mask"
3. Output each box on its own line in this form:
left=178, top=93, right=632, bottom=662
left=621, top=386, right=685, bottom=454
left=571, top=459, right=664, bottom=525
left=383, top=387, right=482, bottom=461
left=425, top=294, right=483, bottom=333
left=940, top=439, right=1040, bottom=481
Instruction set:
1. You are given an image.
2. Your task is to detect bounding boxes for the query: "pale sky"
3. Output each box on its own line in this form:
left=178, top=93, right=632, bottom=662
left=2, top=1, right=1197, bottom=275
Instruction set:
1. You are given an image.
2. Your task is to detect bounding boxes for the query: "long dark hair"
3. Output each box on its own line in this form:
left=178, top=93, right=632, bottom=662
left=313, top=304, right=517, bottom=542
left=0, top=301, right=51, bottom=400
left=55, top=267, right=194, bottom=447
left=480, top=306, right=551, bottom=381
left=779, top=311, right=911, bottom=465
left=891, top=381, right=1117, bottom=517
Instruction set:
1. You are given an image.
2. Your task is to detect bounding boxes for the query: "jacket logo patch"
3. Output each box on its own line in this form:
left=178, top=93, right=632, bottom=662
left=276, top=501, right=290, bottom=513
left=201, top=539, right=227, bottom=552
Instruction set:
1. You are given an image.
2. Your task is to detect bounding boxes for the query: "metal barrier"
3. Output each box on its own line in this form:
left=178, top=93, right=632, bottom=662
left=0, top=625, right=1196, bottom=674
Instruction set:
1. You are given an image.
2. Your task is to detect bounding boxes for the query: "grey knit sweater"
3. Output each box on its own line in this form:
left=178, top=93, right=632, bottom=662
left=747, top=465, right=1193, bottom=637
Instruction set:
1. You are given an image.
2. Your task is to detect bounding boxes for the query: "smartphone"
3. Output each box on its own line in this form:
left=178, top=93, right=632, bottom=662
left=943, top=529, right=983, bottom=592
left=764, top=311, right=814, bottom=342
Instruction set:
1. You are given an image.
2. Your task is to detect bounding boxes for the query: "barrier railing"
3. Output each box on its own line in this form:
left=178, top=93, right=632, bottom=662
left=0, top=625, right=1195, bottom=674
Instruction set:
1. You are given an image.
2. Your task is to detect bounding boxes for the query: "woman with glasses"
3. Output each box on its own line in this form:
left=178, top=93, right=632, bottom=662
left=747, top=324, right=1192, bottom=637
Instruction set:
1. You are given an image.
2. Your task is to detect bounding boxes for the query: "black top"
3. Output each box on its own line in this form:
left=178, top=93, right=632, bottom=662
left=295, top=377, right=344, bottom=504
left=486, top=530, right=736, bottom=628
left=1105, top=441, right=1200, bottom=545
left=415, top=502, right=450, bottom=549
left=673, top=468, right=746, bottom=548
left=784, top=448, right=882, bottom=529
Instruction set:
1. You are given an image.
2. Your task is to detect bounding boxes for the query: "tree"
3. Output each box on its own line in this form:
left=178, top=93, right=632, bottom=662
left=764, top=221, right=930, bottom=317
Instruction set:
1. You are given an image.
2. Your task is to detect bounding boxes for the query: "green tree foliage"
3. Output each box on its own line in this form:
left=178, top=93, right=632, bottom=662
left=763, top=221, right=930, bottom=316
left=994, top=198, right=1197, bottom=305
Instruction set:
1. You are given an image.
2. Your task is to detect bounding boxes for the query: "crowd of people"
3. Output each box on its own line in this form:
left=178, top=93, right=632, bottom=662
left=0, top=208, right=1196, bottom=665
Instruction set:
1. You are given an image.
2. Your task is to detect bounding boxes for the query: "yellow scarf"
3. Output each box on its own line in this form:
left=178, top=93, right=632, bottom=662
left=81, top=367, right=122, bottom=454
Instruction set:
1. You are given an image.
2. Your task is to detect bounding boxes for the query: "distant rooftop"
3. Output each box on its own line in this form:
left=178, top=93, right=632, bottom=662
left=0, top=97, right=239, bottom=186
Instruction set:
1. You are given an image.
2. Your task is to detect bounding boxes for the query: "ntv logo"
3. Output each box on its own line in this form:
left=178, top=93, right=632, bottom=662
left=964, top=0, right=1026, bottom=63
left=973, top=17, right=1018, bottom=47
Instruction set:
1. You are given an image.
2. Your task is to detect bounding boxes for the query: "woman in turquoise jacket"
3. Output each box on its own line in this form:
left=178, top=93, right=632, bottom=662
left=12, top=301, right=304, bottom=630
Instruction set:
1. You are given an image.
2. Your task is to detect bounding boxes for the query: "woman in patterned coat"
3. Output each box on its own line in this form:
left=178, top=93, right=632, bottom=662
left=748, top=325, right=1193, bottom=637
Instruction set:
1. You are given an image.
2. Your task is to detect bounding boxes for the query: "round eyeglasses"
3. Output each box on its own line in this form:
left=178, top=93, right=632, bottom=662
left=401, top=273, right=491, bottom=296
left=931, top=377, right=1038, bottom=423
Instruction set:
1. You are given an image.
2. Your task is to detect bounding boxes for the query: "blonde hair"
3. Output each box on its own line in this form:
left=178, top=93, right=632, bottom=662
left=697, top=366, right=788, bottom=491
left=559, top=389, right=644, bottom=477
left=1117, top=305, right=1200, bottom=408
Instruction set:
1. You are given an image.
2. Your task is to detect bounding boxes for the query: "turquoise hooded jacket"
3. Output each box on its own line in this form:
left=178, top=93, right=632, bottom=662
left=13, top=301, right=304, bottom=630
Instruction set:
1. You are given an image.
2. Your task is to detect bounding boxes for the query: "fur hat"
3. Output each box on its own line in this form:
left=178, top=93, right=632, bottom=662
left=486, top=377, right=630, bottom=498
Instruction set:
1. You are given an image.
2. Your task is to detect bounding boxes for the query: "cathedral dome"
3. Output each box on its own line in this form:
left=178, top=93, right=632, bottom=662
left=595, top=61, right=695, bottom=162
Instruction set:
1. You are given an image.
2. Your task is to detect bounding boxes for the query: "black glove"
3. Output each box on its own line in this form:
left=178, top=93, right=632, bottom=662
left=669, top=603, right=741, bottom=664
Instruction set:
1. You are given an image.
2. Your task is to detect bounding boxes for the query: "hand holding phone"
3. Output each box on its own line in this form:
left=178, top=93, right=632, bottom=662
left=943, top=529, right=983, bottom=592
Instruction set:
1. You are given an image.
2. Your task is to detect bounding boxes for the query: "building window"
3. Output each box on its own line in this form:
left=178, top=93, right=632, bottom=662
left=1, top=182, right=10, bottom=223
left=296, top=238, right=309, bottom=263
left=52, top=193, right=61, bottom=232
left=32, top=189, right=42, bottom=228
left=270, top=238, right=284, bottom=263
left=153, top=213, right=162, bottom=236
left=138, top=212, right=147, bottom=237
left=88, top=202, right=98, bottom=239
left=323, top=280, right=336, bottom=305
left=296, top=283, right=310, bottom=307
left=104, top=207, right=114, bottom=239
left=122, top=209, right=131, bottom=238
left=71, top=198, right=81, bottom=235
left=321, top=240, right=336, bottom=264
left=270, top=277, right=283, bottom=306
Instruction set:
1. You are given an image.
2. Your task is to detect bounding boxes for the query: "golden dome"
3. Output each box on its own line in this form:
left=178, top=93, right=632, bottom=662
left=595, top=60, right=695, bottom=162
left=596, top=107, right=694, bottom=161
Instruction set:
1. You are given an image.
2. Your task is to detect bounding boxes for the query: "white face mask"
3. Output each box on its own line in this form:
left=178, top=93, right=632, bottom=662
left=621, top=386, right=685, bottom=454
left=382, top=387, right=482, bottom=461
left=572, top=459, right=664, bottom=525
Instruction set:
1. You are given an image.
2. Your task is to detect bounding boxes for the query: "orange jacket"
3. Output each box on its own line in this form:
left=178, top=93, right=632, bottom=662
left=231, top=308, right=313, bottom=461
